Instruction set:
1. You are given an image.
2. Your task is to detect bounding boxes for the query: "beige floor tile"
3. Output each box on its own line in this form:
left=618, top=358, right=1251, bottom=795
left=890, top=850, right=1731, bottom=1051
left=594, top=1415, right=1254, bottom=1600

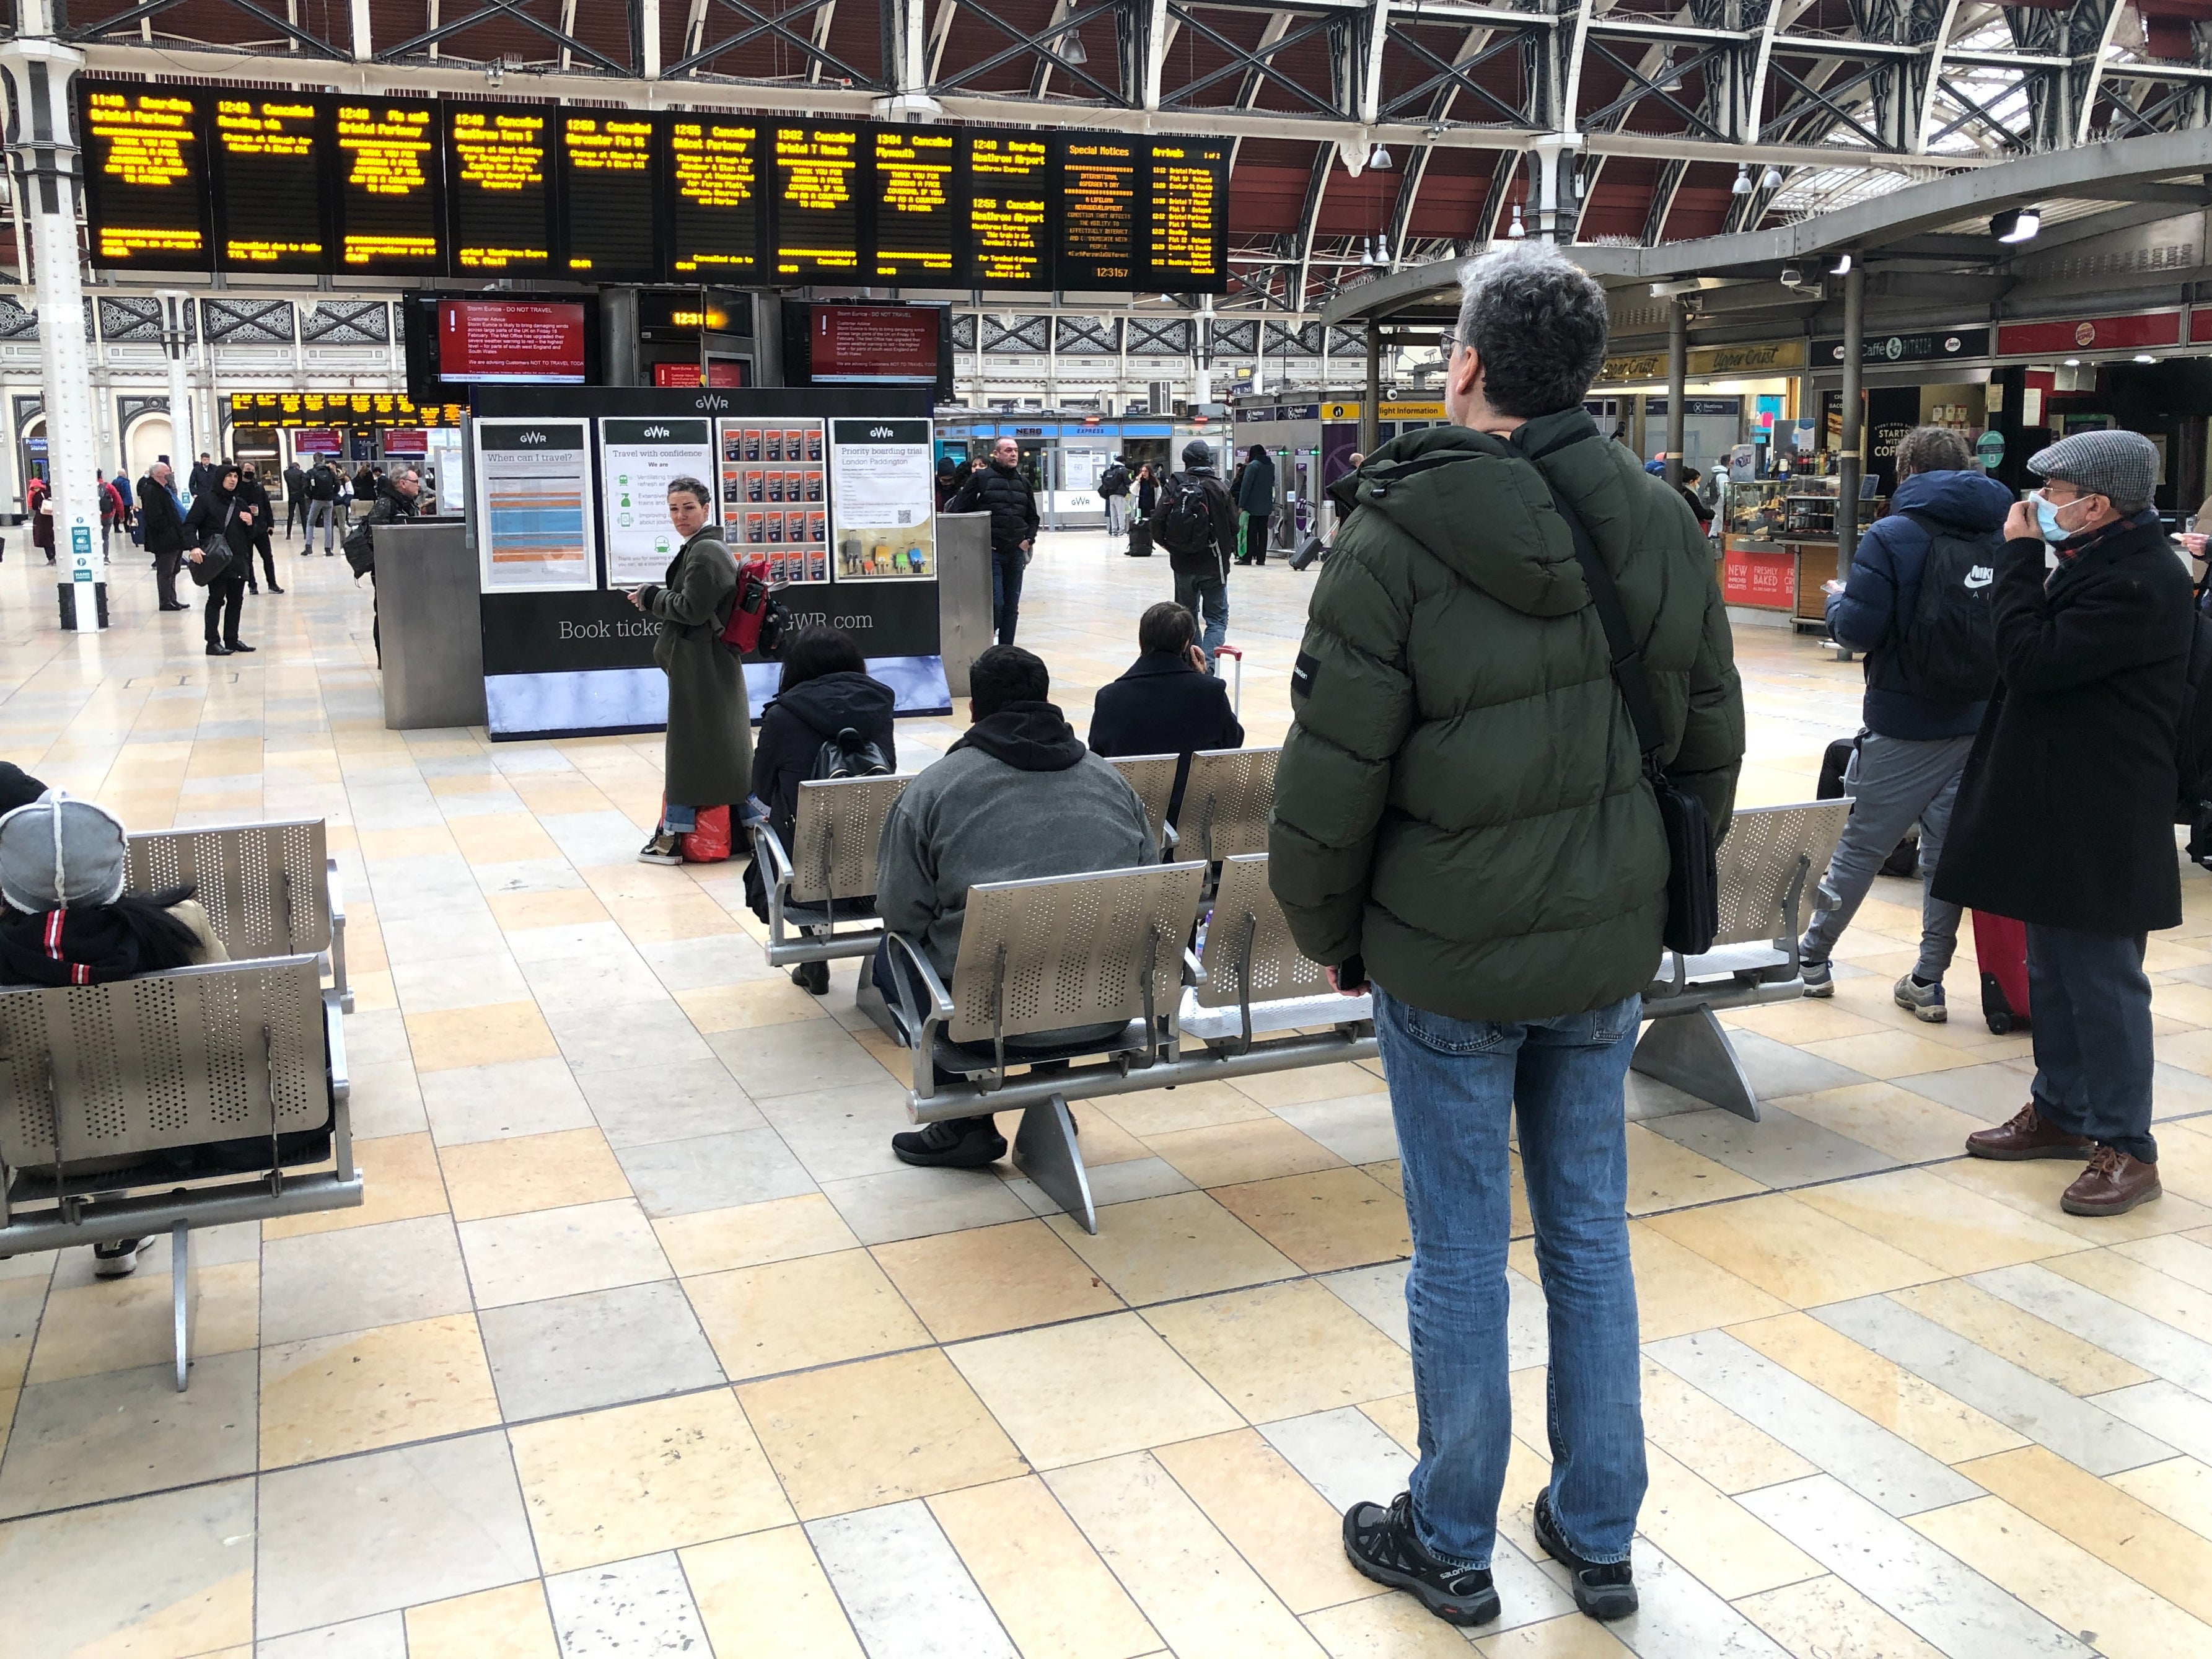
left=2044, top=1246, right=2212, bottom=1337
left=1474, top=1615, right=1635, bottom=1655
left=259, top=1313, right=501, bottom=1468
left=2153, top=979, right=2212, bottom=1027
left=1144, top=1281, right=1411, bottom=1423
left=1227, top=1062, right=1389, bottom=1109
left=1209, top=1167, right=1412, bottom=1274
left=1363, top=1160, right=1403, bottom=1195
left=0, top=1280, right=37, bottom=1392
left=264, top=1131, right=449, bottom=1240
left=1046, top=1190, right=1299, bottom=1305
left=360, top=824, right=460, bottom=859
left=2110, top=1456, right=2212, bottom=1544
left=1933, top=1155, right=2212, bottom=1242
left=1643, top=1193, right=1942, bottom=1306
left=683, top=1526, right=865, bottom=1658
left=1793, top=1166, right=2087, bottom=1275
left=1359, top=1390, right=1419, bottom=1454
left=449, top=814, right=560, bottom=864
left=929, top=1476, right=1165, bottom=1659
left=617, top=894, right=746, bottom=943
left=1145, top=1116, right=1345, bottom=1189
left=1618, top=1222, right=1791, bottom=1342
left=1721, top=1000, right=1888, bottom=1045
left=1622, top=1124, right=1767, bottom=1214
left=1152, top=1430, right=1385, bottom=1614
left=27, top=1261, right=260, bottom=1384
left=949, top=1311, right=1243, bottom=1469
left=1960, top=1445, right=2212, bottom=1621
left=685, top=1248, right=931, bottom=1379
left=1799, top=1029, right=2001, bottom=1077
left=1306, top=1593, right=1495, bottom=1656
left=1734, top=1575, right=1947, bottom=1659
left=438, top=1126, right=632, bottom=1222
left=738, top=1348, right=1029, bottom=1519
left=1765, top=1080, right=1989, bottom=1164
left=405, top=1580, right=560, bottom=1659
left=405, top=1000, right=561, bottom=1072
left=872, top=1220, right=1125, bottom=1342
left=1636, top=1356, right=1816, bottom=1493
left=1885, top=1277, right=2155, bottom=1395
left=1911, top=1495, right=2212, bottom=1659
left=655, top=1193, right=862, bottom=1277
left=486, top=889, right=610, bottom=931
left=1731, top=1311, right=2027, bottom=1462
left=509, top=1388, right=793, bottom=1573
left=675, top=978, right=832, bottom=1032
left=1047, top=1451, right=1328, bottom=1659
left=1094, top=1080, right=1273, bottom=1138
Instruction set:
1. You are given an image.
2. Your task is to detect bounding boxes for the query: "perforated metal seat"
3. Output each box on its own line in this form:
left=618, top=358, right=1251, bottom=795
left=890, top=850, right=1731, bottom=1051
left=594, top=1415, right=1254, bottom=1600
left=1177, top=746, right=1279, bottom=863
left=1106, top=754, right=1179, bottom=853
left=754, top=774, right=913, bottom=968
left=126, top=819, right=350, bottom=1011
left=1183, top=854, right=1372, bottom=1045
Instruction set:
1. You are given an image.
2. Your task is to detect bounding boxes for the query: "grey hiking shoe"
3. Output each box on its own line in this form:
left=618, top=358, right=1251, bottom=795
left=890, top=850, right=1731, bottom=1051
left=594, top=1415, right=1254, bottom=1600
left=1893, top=973, right=1947, bottom=1023
left=1800, top=956, right=1833, bottom=997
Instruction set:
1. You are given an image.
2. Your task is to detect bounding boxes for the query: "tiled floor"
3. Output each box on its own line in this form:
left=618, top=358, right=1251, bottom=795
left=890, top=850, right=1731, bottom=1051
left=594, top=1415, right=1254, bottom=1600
left=6, top=526, right=2212, bottom=1658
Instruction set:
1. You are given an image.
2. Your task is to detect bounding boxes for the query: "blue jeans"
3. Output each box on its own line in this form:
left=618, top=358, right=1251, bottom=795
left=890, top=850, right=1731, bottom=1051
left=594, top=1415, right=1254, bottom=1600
left=662, top=803, right=698, bottom=834
left=1173, top=570, right=1228, bottom=668
left=992, top=549, right=1025, bottom=645
left=1373, top=984, right=1646, bottom=1570
left=2027, top=923, right=2156, bottom=1163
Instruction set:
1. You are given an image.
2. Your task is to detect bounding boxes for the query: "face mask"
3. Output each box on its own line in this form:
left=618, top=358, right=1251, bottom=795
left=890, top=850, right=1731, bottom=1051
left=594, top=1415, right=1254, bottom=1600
left=2034, top=491, right=2073, bottom=544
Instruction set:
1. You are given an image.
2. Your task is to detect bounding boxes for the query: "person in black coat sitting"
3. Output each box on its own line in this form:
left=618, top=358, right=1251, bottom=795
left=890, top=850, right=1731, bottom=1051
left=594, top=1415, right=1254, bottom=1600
left=740, top=626, right=898, bottom=992
left=1087, top=601, right=1245, bottom=821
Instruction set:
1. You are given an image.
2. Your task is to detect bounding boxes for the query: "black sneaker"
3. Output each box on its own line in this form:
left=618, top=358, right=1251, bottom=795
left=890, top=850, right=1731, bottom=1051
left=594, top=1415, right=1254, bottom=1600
left=92, top=1238, right=143, bottom=1278
left=1533, top=1490, right=1637, bottom=1621
left=1341, top=1494, right=1499, bottom=1627
left=891, top=1117, right=1007, bottom=1168
left=792, top=960, right=830, bottom=995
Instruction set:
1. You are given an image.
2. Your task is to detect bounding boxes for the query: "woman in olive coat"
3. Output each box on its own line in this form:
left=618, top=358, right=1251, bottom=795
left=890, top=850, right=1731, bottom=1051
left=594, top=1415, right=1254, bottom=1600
left=628, top=477, right=752, bottom=863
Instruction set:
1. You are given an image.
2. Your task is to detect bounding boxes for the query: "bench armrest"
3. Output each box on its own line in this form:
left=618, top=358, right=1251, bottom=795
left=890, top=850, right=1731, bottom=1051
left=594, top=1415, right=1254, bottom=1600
left=883, top=931, right=954, bottom=1100
left=324, top=857, right=352, bottom=1014
left=323, top=988, right=349, bottom=1105
left=753, top=824, right=796, bottom=944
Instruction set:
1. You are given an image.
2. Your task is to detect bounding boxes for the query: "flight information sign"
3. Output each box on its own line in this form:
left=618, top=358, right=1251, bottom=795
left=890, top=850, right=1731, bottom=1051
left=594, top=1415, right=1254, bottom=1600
left=872, top=127, right=955, bottom=283
left=80, top=86, right=211, bottom=270
left=1057, top=134, right=1139, bottom=288
left=445, top=103, right=556, bottom=274
left=963, top=130, right=1051, bottom=289
left=773, top=124, right=863, bottom=279
left=336, top=100, right=442, bottom=272
left=559, top=112, right=658, bottom=281
left=1143, top=138, right=1227, bottom=293
left=208, top=94, right=328, bottom=273
left=666, top=113, right=761, bottom=278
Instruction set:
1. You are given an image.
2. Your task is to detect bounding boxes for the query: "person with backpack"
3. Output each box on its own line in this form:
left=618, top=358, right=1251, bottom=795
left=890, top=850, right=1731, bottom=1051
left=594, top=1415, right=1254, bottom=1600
left=946, top=436, right=1040, bottom=645
left=739, top=626, right=897, bottom=991
left=343, top=465, right=420, bottom=663
left=1797, top=425, right=2011, bottom=1019
left=1099, top=455, right=1131, bottom=535
left=304, top=459, right=343, bottom=555
left=1157, top=439, right=1239, bottom=669
left=1934, top=429, right=2191, bottom=1217
left=282, top=459, right=308, bottom=540
left=95, top=470, right=126, bottom=560
left=1234, top=442, right=1276, bottom=565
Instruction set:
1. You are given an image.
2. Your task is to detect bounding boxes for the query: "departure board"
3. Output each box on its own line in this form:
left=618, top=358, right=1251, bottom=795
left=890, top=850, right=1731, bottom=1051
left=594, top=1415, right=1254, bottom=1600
left=79, top=86, right=211, bottom=270
left=445, top=103, right=556, bottom=274
left=1143, top=139, right=1228, bottom=294
left=336, top=100, right=442, bottom=271
left=560, top=112, right=658, bottom=281
left=208, top=94, right=328, bottom=272
left=666, top=114, right=761, bottom=278
left=872, top=127, right=955, bottom=282
left=1057, top=134, right=1138, bottom=288
left=774, top=125, right=863, bottom=279
left=963, top=130, right=1051, bottom=289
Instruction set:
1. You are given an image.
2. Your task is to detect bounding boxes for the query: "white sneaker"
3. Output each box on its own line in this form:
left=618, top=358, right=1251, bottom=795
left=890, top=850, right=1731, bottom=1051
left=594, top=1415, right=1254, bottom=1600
left=92, top=1238, right=141, bottom=1278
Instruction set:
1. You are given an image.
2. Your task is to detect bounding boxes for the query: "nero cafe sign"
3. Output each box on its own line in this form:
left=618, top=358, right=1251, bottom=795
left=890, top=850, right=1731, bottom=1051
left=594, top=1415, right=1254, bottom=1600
left=1812, top=328, right=1991, bottom=367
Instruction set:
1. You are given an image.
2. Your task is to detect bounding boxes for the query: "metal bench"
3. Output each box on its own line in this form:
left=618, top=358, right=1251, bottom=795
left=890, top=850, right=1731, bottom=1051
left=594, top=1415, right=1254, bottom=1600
left=1106, top=754, right=1179, bottom=853
left=1633, top=799, right=1852, bottom=1122
left=126, top=819, right=351, bottom=1013
left=880, top=859, right=1377, bottom=1234
left=1182, top=853, right=1373, bottom=1049
left=0, top=954, right=358, bottom=1390
left=752, top=774, right=913, bottom=969
left=1177, top=746, right=1279, bottom=863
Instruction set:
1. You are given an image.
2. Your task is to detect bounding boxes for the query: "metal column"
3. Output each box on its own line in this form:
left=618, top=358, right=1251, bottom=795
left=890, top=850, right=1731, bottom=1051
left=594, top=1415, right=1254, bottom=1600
left=1664, top=301, right=1688, bottom=488
left=1836, top=262, right=1866, bottom=562
left=1361, top=322, right=1380, bottom=459
left=164, top=292, right=194, bottom=498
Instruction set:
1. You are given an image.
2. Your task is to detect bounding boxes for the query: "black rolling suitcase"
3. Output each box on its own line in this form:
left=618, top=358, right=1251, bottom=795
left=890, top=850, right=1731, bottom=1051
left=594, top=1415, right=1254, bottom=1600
left=1816, top=731, right=1920, bottom=878
left=1127, top=519, right=1152, bottom=557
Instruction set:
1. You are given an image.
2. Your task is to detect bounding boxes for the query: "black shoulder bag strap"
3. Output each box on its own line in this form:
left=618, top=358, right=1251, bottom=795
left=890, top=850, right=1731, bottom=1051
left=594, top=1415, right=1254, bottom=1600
left=1540, top=475, right=1721, bottom=957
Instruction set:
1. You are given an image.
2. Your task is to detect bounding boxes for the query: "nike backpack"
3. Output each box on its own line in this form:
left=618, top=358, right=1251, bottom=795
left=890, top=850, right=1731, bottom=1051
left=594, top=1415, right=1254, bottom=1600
left=1889, top=511, right=1999, bottom=706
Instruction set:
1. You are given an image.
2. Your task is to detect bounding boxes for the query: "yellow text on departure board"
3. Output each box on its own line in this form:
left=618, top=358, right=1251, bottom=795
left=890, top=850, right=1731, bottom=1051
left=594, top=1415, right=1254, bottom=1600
left=87, top=93, right=198, bottom=187
left=776, top=127, right=857, bottom=213
left=565, top=118, right=651, bottom=174
left=213, top=99, right=314, bottom=159
left=1063, top=142, right=1135, bottom=279
left=336, top=105, right=433, bottom=195
left=452, top=110, right=545, bottom=192
left=874, top=128, right=952, bottom=275
left=1149, top=145, right=1222, bottom=279
left=672, top=121, right=757, bottom=209
left=970, top=196, right=1046, bottom=281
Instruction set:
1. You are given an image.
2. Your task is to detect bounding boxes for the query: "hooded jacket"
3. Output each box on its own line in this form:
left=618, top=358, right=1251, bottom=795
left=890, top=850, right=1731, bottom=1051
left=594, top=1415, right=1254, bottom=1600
left=748, top=669, right=899, bottom=849
left=947, top=460, right=1040, bottom=560
left=1825, top=467, right=2015, bottom=739
left=874, top=702, right=1157, bottom=979
left=1235, top=451, right=1277, bottom=516
left=1269, top=410, right=1745, bottom=1021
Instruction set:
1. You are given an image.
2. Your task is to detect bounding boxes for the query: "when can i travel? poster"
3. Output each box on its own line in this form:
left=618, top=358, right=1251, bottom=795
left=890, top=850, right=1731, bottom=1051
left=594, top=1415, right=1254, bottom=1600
left=473, top=419, right=595, bottom=592
left=599, top=417, right=716, bottom=587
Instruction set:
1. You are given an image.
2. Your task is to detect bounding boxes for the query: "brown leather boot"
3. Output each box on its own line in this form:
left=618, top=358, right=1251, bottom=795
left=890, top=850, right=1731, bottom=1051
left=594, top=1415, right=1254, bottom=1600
left=2061, top=1147, right=2162, bottom=1217
left=1966, top=1103, right=2096, bottom=1161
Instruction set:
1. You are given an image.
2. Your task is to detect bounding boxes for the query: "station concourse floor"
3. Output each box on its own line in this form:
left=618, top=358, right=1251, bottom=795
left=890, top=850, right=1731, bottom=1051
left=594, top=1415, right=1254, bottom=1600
left=7, top=525, right=2212, bottom=1659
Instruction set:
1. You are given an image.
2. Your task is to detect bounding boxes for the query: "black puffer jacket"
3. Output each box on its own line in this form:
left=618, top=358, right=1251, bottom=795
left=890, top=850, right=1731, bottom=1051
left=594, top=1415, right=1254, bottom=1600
left=748, top=670, right=898, bottom=852
left=947, top=460, right=1039, bottom=558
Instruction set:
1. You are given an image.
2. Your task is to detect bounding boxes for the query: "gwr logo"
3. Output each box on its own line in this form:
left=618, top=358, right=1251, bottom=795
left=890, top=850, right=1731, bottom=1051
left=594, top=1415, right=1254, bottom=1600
left=643, top=425, right=671, bottom=438
left=518, top=431, right=547, bottom=444
left=869, top=426, right=895, bottom=438
left=696, top=395, right=729, bottom=410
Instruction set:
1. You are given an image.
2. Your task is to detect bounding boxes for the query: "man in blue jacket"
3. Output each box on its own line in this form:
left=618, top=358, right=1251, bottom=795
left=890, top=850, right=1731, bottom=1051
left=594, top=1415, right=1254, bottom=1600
left=1801, top=426, right=2013, bottom=1019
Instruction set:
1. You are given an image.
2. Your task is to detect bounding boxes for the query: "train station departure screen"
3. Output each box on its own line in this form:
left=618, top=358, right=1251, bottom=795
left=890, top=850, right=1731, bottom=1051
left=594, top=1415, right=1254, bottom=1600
left=80, top=86, right=211, bottom=270
left=667, top=115, right=761, bottom=278
left=1057, top=135, right=1138, bottom=288
left=1143, top=139, right=1228, bottom=293
left=445, top=103, right=556, bottom=274
left=335, top=100, right=442, bottom=272
left=560, top=113, right=659, bottom=280
left=963, top=130, right=1050, bottom=289
left=871, top=127, right=955, bottom=282
left=773, top=125, right=862, bottom=279
left=208, top=94, right=327, bottom=272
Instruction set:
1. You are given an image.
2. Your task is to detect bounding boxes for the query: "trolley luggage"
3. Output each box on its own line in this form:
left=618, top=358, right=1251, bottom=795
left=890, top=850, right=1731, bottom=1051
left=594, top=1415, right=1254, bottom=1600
left=1127, top=519, right=1152, bottom=557
left=1816, top=731, right=1920, bottom=878
left=1213, top=643, right=1243, bottom=716
left=1973, top=910, right=2030, bottom=1034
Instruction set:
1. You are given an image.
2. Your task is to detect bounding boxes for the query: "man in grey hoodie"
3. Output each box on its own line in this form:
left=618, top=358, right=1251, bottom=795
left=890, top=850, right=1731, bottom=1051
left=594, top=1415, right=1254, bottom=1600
left=876, top=643, right=1159, bottom=1168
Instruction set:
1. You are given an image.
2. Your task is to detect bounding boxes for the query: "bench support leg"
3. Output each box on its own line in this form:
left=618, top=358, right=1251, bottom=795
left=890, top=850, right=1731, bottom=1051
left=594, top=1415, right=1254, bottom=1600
left=1014, top=1094, right=1097, bottom=1235
left=854, top=974, right=902, bottom=1044
left=1632, top=1008, right=1762, bottom=1123
left=171, top=1220, right=198, bottom=1393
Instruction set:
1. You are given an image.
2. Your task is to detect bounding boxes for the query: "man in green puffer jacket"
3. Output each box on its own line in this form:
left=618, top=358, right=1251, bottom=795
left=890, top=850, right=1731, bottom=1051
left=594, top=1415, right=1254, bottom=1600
left=1279, top=241, right=1743, bottom=1633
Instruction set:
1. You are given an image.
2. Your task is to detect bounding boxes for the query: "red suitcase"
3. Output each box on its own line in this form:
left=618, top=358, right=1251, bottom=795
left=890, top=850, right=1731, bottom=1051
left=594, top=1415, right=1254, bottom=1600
left=1973, top=911, right=2030, bottom=1034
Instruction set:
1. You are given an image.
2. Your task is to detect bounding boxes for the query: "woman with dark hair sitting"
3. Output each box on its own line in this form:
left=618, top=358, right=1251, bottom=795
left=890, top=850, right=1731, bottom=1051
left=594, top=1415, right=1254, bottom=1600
left=741, top=625, right=897, bottom=993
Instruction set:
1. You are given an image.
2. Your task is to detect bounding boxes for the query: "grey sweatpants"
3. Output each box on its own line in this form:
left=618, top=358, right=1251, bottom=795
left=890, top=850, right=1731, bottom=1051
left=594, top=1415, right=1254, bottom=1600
left=1801, top=730, right=1974, bottom=982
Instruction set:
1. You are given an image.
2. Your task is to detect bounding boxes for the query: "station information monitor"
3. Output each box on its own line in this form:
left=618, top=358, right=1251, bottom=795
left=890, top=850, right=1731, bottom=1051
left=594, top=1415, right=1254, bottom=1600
left=1057, top=134, right=1139, bottom=289
left=559, top=112, right=658, bottom=281
left=963, top=131, right=1051, bottom=288
left=665, top=113, right=762, bottom=279
left=208, top=94, right=327, bottom=272
left=1144, top=138, right=1228, bottom=291
left=445, top=103, right=557, bottom=275
left=872, top=127, right=955, bottom=283
left=773, top=124, right=863, bottom=280
left=81, top=87, right=211, bottom=270
left=335, top=99, right=443, bottom=272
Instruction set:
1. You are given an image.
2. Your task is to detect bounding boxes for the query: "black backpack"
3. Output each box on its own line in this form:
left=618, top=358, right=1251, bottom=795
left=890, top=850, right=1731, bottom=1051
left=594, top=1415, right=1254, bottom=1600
left=2176, top=575, right=2212, bottom=814
left=1099, top=462, right=1128, bottom=496
left=1887, top=511, right=1999, bottom=705
left=809, top=724, right=890, bottom=783
left=1152, top=472, right=1216, bottom=557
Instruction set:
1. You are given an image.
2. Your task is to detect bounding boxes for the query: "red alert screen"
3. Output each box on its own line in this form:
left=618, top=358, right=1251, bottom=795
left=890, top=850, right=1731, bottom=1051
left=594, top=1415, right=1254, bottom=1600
left=438, top=299, right=586, bottom=383
left=812, top=306, right=937, bottom=384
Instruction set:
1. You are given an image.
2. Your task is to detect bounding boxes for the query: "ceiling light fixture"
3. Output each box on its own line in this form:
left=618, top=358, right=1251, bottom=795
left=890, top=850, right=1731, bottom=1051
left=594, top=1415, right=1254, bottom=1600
left=2063, top=357, right=2081, bottom=366
left=1730, top=164, right=1752, bottom=196
left=1992, top=206, right=2041, bottom=244
left=1506, top=203, right=1526, bottom=239
left=1056, top=29, right=1088, bottom=64
left=1369, top=144, right=1393, bottom=170
left=2135, top=353, right=2157, bottom=363
left=1760, top=166, right=1784, bottom=191
left=1830, top=253, right=1852, bottom=276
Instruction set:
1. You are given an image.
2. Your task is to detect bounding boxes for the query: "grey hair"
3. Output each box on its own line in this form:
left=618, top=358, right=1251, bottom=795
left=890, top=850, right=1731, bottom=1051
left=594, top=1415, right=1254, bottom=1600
left=1454, top=241, right=1610, bottom=418
left=665, top=475, right=713, bottom=508
left=1894, top=425, right=1973, bottom=477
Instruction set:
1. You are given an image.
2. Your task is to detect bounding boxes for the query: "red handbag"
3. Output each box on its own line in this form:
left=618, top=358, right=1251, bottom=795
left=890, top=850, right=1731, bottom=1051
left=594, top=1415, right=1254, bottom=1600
left=719, top=556, right=773, bottom=652
left=681, top=805, right=733, bottom=863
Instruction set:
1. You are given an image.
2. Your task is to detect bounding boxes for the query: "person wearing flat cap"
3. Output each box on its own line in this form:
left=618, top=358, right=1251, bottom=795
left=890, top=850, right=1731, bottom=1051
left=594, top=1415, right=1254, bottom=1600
left=1933, top=428, right=2191, bottom=1219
